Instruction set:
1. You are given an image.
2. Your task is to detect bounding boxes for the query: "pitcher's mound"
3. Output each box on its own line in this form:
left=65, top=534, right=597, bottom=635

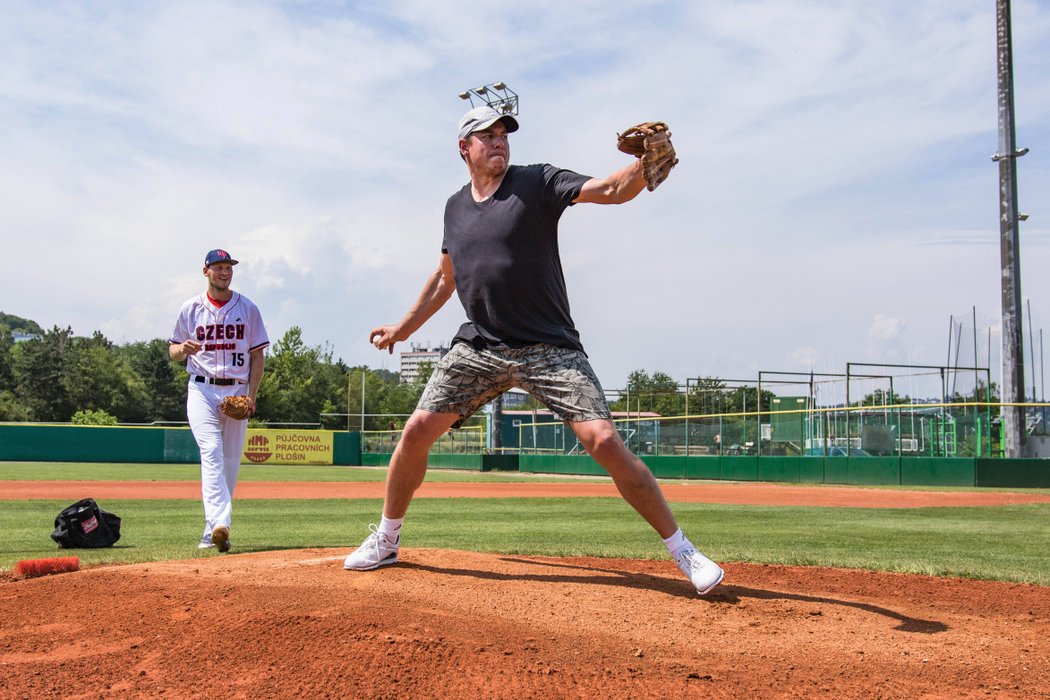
left=2, top=548, right=1047, bottom=698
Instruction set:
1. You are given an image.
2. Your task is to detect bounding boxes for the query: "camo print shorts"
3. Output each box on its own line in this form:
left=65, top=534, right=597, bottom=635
left=417, top=342, right=612, bottom=428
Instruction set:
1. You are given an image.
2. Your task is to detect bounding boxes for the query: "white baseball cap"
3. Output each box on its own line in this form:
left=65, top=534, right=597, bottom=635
left=458, top=106, right=519, bottom=140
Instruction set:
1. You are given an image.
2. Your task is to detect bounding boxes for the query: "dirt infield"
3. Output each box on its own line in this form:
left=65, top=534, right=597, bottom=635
left=5, top=478, right=1050, bottom=507
left=2, top=480, right=1049, bottom=698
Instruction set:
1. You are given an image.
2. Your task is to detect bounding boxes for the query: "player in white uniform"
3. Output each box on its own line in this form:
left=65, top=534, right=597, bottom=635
left=169, top=249, right=269, bottom=553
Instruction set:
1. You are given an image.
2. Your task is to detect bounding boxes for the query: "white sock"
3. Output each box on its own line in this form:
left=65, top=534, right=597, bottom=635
left=662, top=528, right=691, bottom=557
left=378, top=515, right=403, bottom=542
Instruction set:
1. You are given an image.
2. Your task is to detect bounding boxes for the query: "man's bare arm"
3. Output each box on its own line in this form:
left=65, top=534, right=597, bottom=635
left=370, top=253, right=457, bottom=353
left=169, top=339, right=202, bottom=362
left=573, top=159, right=646, bottom=205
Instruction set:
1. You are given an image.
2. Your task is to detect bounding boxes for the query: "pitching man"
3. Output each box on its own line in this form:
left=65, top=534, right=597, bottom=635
left=343, top=106, right=723, bottom=596
left=169, top=249, right=269, bottom=553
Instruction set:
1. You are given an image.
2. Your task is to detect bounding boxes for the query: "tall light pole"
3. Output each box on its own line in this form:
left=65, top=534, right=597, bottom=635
left=360, top=368, right=366, bottom=431
left=994, top=0, right=1029, bottom=457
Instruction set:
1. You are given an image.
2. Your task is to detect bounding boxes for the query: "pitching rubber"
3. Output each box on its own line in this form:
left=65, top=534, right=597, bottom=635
left=14, top=556, right=80, bottom=579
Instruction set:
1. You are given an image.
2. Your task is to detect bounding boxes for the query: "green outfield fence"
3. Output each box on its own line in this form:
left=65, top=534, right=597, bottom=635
left=0, top=424, right=361, bottom=466
left=518, top=402, right=1047, bottom=459
left=3, top=401, right=1049, bottom=486
left=509, top=401, right=1050, bottom=487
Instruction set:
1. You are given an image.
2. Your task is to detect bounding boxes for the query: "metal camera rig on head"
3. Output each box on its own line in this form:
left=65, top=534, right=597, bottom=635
left=458, top=81, right=519, bottom=116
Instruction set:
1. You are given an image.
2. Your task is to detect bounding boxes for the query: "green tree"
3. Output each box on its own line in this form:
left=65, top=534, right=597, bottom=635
left=71, top=408, right=119, bottom=425
left=0, top=312, right=43, bottom=335
left=0, top=391, right=33, bottom=420
left=0, top=329, right=32, bottom=420
left=950, top=379, right=1000, bottom=406
left=63, top=332, right=150, bottom=422
left=121, top=339, right=186, bottom=422
left=723, top=386, right=776, bottom=414
left=344, top=365, right=423, bottom=431
left=343, top=367, right=374, bottom=431
left=515, top=394, right=548, bottom=411
left=860, top=388, right=911, bottom=407
left=12, top=326, right=75, bottom=421
left=258, top=327, right=346, bottom=425
left=0, top=328, right=14, bottom=393
left=685, top=376, right=727, bottom=416
left=13, top=327, right=154, bottom=422
left=390, top=361, right=434, bottom=416
left=609, top=370, right=683, bottom=416
left=684, top=377, right=776, bottom=416
left=413, top=360, right=436, bottom=388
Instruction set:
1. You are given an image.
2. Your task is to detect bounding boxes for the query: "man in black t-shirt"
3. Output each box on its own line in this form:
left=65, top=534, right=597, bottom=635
left=343, top=106, right=723, bottom=597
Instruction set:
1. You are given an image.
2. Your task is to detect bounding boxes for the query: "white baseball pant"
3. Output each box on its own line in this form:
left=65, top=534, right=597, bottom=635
left=186, top=380, right=248, bottom=537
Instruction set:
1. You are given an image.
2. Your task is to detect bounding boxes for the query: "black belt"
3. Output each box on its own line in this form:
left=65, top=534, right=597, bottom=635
left=194, top=376, right=237, bottom=386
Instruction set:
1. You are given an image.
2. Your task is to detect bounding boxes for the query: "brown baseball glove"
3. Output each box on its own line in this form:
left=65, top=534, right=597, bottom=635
left=219, top=395, right=254, bottom=420
left=616, top=121, right=679, bottom=191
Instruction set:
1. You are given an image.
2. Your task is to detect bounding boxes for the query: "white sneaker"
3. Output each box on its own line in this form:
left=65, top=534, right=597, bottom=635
left=674, top=547, right=724, bottom=595
left=198, top=535, right=215, bottom=549
left=343, top=524, right=399, bottom=571
left=211, top=525, right=231, bottom=553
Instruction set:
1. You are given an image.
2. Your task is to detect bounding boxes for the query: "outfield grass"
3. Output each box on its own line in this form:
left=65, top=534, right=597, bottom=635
left=3, top=461, right=1049, bottom=494
left=3, top=462, right=1047, bottom=585
left=0, top=462, right=593, bottom=483
left=2, top=495, right=1048, bottom=585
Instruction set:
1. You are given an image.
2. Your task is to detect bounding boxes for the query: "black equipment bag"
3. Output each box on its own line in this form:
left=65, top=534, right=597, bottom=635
left=51, top=498, right=122, bottom=548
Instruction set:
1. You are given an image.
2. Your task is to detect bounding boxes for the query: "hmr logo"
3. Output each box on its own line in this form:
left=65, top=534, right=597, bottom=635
left=245, top=434, right=272, bottom=463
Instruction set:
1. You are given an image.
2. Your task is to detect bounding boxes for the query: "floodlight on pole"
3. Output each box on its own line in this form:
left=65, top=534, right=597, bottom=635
left=991, top=146, right=1030, bottom=161
left=458, top=81, right=519, bottom=116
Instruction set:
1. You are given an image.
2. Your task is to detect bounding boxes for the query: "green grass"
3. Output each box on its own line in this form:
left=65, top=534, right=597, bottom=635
left=3, top=495, right=1048, bottom=586
left=3, top=461, right=1047, bottom=585
left=4, top=461, right=1050, bottom=493
left=0, top=461, right=592, bottom=483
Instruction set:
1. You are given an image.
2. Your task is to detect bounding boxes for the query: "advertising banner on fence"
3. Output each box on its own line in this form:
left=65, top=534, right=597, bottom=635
left=244, top=429, right=334, bottom=465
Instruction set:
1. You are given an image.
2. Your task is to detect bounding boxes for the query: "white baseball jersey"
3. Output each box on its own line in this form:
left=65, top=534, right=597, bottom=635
left=169, top=292, right=269, bottom=381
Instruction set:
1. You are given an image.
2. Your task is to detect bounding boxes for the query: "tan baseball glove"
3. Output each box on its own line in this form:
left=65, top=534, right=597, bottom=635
left=616, top=121, right=679, bottom=191
left=219, top=395, right=254, bottom=420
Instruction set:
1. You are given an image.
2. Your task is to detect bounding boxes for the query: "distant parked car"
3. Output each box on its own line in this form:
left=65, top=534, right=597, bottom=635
left=804, top=446, right=871, bottom=457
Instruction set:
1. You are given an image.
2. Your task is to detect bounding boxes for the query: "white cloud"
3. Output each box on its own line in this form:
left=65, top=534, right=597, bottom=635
left=869, top=314, right=906, bottom=343
left=1, top=0, right=1049, bottom=392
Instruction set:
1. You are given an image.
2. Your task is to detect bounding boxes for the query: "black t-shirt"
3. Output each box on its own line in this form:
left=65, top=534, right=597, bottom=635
left=442, top=164, right=592, bottom=352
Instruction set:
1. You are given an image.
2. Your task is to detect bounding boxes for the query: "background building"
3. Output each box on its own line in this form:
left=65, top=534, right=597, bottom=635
left=399, top=343, right=449, bottom=384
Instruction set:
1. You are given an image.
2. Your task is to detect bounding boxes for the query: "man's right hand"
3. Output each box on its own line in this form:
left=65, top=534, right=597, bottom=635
left=369, top=327, right=399, bottom=354
left=182, top=339, right=202, bottom=356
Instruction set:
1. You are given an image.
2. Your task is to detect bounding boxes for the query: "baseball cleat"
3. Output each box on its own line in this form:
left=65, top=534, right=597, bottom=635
left=198, top=535, right=215, bottom=549
left=674, top=547, right=724, bottom=596
left=211, top=525, right=231, bottom=553
left=343, top=525, right=399, bottom=571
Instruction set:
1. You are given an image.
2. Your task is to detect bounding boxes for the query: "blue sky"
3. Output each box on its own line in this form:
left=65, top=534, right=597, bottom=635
left=2, top=1, right=1048, bottom=400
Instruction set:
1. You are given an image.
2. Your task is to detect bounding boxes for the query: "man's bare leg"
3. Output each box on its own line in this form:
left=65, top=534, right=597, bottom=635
left=344, top=409, right=459, bottom=571
left=569, top=418, right=677, bottom=538
left=569, top=418, right=725, bottom=595
left=383, top=409, right=460, bottom=518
